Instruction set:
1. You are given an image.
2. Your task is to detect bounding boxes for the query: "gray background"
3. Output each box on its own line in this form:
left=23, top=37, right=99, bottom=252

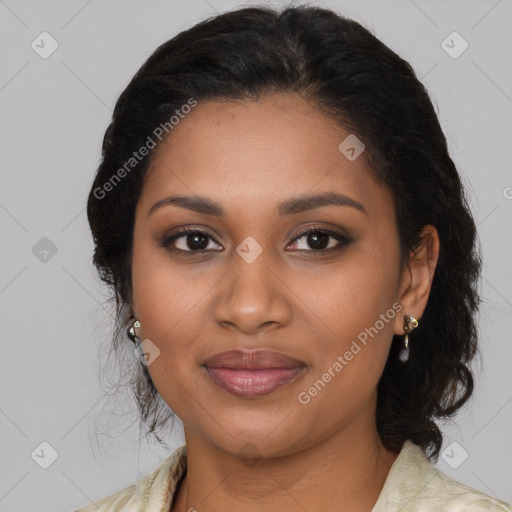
left=1, top=0, right=511, bottom=510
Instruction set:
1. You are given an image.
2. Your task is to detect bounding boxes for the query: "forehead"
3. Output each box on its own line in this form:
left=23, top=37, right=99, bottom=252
left=139, top=93, right=393, bottom=221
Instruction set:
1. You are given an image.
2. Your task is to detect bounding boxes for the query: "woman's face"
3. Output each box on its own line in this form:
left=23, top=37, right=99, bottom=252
left=131, top=93, right=411, bottom=458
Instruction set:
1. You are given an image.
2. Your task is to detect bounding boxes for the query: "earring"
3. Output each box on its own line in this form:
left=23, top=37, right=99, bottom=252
left=127, top=319, right=141, bottom=344
left=399, top=314, right=418, bottom=363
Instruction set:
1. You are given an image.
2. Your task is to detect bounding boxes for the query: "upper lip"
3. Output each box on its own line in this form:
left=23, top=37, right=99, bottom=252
left=202, top=349, right=306, bottom=369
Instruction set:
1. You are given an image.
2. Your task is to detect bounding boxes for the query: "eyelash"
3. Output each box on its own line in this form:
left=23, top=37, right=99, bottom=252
left=160, top=225, right=351, bottom=256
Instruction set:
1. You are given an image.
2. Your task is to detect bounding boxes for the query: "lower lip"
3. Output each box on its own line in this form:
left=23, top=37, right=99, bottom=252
left=203, top=367, right=305, bottom=398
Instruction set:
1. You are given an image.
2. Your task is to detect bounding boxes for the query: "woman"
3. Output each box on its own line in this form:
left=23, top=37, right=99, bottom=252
left=76, top=5, right=511, bottom=511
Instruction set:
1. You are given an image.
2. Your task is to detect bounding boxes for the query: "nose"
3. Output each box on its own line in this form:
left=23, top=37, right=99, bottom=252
left=212, top=249, right=292, bottom=335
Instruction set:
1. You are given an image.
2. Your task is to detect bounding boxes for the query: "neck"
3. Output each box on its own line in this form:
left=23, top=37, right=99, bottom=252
left=171, top=415, right=399, bottom=512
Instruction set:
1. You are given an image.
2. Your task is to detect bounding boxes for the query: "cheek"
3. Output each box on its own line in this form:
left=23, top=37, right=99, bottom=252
left=309, top=240, right=400, bottom=325
left=130, top=242, right=217, bottom=407
left=302, top=239, right=401, bottom=379
left=293, top=262, right=399, bottom=423
left=132, top=232, right=214, bottom=332
left=131, top=251, right=211, bottom=418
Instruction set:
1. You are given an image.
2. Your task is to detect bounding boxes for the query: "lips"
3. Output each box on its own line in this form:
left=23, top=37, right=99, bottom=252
left=202, top=349, right=307, bottom=398
left=202, top=349, right=305, bottom=369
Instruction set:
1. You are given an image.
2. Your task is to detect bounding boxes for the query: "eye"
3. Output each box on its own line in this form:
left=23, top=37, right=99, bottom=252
left=161, top=225, right=351, bottom=255
left=287, top=226, right=351, bottom=253
left=161, top=227, right=223, bottom=253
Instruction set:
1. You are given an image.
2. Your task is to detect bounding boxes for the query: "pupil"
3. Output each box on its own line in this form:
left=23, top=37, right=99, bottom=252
left=187, top=234, right=208, bottom=250
left=308, top=231, right=328, bottom=250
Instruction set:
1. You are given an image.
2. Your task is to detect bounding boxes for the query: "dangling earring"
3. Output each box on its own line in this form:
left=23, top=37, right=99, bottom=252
left=127, top=319, right=141, bottom=344
left=399, top=314, right=418, bottom=363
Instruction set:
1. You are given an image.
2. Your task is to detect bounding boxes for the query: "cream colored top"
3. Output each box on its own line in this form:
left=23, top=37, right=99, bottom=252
left=74, top=440, right=512, bottom=511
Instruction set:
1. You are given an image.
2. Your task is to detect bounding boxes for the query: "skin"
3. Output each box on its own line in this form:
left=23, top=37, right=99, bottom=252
left=130, top=93, right=440, bottom=512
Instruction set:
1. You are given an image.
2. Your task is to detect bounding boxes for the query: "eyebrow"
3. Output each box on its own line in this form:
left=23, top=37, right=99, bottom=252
left=148, top=191, right=367, bottom=217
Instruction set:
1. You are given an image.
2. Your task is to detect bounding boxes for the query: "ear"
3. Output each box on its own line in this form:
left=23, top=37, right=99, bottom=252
left=394, top=225, right=440, bottom=335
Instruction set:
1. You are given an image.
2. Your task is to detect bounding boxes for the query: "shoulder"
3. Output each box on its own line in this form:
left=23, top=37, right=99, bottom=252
left=73, top=445, right=187, bottom=512
left=417, top=464, right=512, bottom=511
left=373, top=440, right=512, bottom=511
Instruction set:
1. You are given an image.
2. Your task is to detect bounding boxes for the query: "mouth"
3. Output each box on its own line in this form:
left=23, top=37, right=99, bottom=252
left=202, top=349, right=307, bottom=398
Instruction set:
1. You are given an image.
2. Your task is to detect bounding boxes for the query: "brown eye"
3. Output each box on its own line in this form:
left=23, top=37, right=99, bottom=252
left=287, top=228, right=351, bottom=253
left=161, top=228, right=223, bottom=253
left=160, top=226, right=351, bottom=256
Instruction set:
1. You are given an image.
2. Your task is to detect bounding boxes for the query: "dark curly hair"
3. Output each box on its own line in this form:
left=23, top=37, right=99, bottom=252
left=87, top=4, right=482, bottom=462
